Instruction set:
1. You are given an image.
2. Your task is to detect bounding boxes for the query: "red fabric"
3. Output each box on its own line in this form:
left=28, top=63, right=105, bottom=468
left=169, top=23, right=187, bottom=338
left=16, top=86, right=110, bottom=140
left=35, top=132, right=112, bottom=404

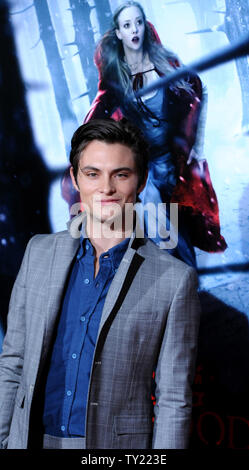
left=111, top=108, right=123, bottom=121
left=171, top=158, right=227, bottom=252
left=147, top=21, right=162, bottom=44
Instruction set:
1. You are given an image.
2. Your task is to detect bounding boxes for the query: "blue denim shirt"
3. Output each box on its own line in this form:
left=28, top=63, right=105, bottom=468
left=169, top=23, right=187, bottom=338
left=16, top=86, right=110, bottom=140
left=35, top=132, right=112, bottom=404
left=43, top=235, right=129, bottom=437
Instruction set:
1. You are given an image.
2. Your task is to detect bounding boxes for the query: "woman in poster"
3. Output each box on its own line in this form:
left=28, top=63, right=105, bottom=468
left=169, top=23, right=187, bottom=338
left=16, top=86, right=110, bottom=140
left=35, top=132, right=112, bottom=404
left=82, top=0, right=226, bottom=267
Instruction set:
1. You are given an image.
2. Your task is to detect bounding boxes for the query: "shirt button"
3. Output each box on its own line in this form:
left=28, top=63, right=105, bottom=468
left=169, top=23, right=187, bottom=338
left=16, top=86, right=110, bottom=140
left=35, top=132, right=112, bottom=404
left=86, top=243, right=89, bottom=250
left=84, top=278, right=90, bottom=285
left=72, top=353, right=77, bottom=359
left=66, top=390, right=72, bottom=396
left=61, top=425, right=65, bottom=432
left=80, top=316, right=86, bottom=322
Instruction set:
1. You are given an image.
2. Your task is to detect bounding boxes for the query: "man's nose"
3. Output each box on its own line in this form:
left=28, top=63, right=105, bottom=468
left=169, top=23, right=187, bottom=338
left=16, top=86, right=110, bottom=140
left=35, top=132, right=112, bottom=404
left=100, top=176, right=115, bottom=194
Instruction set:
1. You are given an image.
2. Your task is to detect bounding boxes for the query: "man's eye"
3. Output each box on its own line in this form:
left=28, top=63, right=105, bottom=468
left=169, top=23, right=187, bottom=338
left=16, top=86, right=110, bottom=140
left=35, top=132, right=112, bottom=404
left=87, top=172, right=97, bottom=177
left=116, top=173, right=128, bottom=178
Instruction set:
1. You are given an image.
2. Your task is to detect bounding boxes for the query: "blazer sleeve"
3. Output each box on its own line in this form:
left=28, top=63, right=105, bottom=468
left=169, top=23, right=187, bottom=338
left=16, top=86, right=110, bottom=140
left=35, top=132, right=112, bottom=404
left=0, top=236, right=35, bottom=448
left=152, top=267, right=201, bottom=449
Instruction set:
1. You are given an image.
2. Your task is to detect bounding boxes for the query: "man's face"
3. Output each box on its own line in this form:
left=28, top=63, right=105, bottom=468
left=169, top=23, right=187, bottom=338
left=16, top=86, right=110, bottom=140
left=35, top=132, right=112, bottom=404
left=70, top=140, right=145, bottom=225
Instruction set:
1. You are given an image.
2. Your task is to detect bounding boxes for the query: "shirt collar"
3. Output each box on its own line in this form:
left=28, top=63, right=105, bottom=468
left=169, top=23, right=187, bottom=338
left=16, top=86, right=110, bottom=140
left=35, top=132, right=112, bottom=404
left=78, top=224, right=130, bottom=271
left=99, top=237, right=130, bottom=270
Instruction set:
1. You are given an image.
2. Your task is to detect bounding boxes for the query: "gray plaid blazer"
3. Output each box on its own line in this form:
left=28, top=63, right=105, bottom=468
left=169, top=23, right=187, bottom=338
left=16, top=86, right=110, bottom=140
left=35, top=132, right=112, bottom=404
left=0, top=214, right=200, bottom=449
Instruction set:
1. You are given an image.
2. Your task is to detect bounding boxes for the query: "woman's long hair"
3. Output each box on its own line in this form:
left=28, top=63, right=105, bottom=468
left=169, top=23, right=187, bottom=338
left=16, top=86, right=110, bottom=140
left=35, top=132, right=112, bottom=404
left=95, top=1, right=192, bottom=96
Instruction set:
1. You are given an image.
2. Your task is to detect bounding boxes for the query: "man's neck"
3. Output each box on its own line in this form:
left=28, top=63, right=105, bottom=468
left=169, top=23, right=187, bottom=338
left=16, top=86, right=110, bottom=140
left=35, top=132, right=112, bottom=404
left=90, top=232, right=126, bottom=258
left=85, top=217, right=132, bottom=256
left=85, top=217, right=132, bottom=277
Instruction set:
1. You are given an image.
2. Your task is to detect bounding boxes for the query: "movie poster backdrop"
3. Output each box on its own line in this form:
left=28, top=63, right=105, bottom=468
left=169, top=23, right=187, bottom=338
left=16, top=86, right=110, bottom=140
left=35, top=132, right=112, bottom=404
left=1, top=0, right=249, bottom=449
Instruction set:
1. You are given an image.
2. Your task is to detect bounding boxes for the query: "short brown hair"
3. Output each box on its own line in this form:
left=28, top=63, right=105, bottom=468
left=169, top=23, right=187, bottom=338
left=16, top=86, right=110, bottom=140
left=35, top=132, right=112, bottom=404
left=69, top=118, right=149, bottom=188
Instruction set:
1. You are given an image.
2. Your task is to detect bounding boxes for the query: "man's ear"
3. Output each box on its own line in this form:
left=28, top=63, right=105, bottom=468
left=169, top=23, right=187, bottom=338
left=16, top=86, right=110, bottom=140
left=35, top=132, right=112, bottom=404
left=70, top=166, right=80, bottom=192
left=115, top=28, right=122, bottom=40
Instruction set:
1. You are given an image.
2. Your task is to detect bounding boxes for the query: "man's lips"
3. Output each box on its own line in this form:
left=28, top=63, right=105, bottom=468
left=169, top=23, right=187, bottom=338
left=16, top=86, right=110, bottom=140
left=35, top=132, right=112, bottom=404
left=99, top=199, right=121, bottom=204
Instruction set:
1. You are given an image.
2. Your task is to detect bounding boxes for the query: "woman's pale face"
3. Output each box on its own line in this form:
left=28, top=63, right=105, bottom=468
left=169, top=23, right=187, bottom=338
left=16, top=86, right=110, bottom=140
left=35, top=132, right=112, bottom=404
left=116, top=6, right=145, bottom=54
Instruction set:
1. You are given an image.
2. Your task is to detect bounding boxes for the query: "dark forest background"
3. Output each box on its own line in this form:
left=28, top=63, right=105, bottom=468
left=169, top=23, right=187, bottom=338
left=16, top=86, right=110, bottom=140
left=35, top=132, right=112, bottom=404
left=0, top=0, right=249, bottom=449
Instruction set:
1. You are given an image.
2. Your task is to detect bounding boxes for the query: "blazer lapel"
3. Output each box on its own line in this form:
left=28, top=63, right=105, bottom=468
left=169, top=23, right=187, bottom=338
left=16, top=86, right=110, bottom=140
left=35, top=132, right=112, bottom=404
left=44, top=212, right=85, bottom=333
left=43, top=234, right=79, bottom=350
left=97, top=236, right=145, bottom=337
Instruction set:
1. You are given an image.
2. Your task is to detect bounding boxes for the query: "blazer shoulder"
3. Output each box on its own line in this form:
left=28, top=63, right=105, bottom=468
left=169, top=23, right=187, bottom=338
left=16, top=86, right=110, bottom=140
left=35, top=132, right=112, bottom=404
left=141, top=238, right=197, bottom=278
left=29, top=229, right=69, bottom=244
left=25, top=230, right=74, bottom=254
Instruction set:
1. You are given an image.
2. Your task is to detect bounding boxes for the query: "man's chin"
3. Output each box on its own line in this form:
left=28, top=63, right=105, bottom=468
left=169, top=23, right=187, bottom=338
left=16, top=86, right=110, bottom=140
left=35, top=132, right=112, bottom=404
left=95, top=214, right=122, bottom=226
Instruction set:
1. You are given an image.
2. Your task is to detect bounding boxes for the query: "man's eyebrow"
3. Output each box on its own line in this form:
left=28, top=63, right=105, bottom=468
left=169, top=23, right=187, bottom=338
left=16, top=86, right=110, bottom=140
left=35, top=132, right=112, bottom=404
left=80, top=166, right=100, bottom=171
left=80, top=166, right=133, bottom=172
left=112, top=167, right=133, bottom=172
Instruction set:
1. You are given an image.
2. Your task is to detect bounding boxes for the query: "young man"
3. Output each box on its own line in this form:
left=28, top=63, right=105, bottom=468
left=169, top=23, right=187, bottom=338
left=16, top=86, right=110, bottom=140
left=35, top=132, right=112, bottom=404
left=0, top=118, right=200, bottom=449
